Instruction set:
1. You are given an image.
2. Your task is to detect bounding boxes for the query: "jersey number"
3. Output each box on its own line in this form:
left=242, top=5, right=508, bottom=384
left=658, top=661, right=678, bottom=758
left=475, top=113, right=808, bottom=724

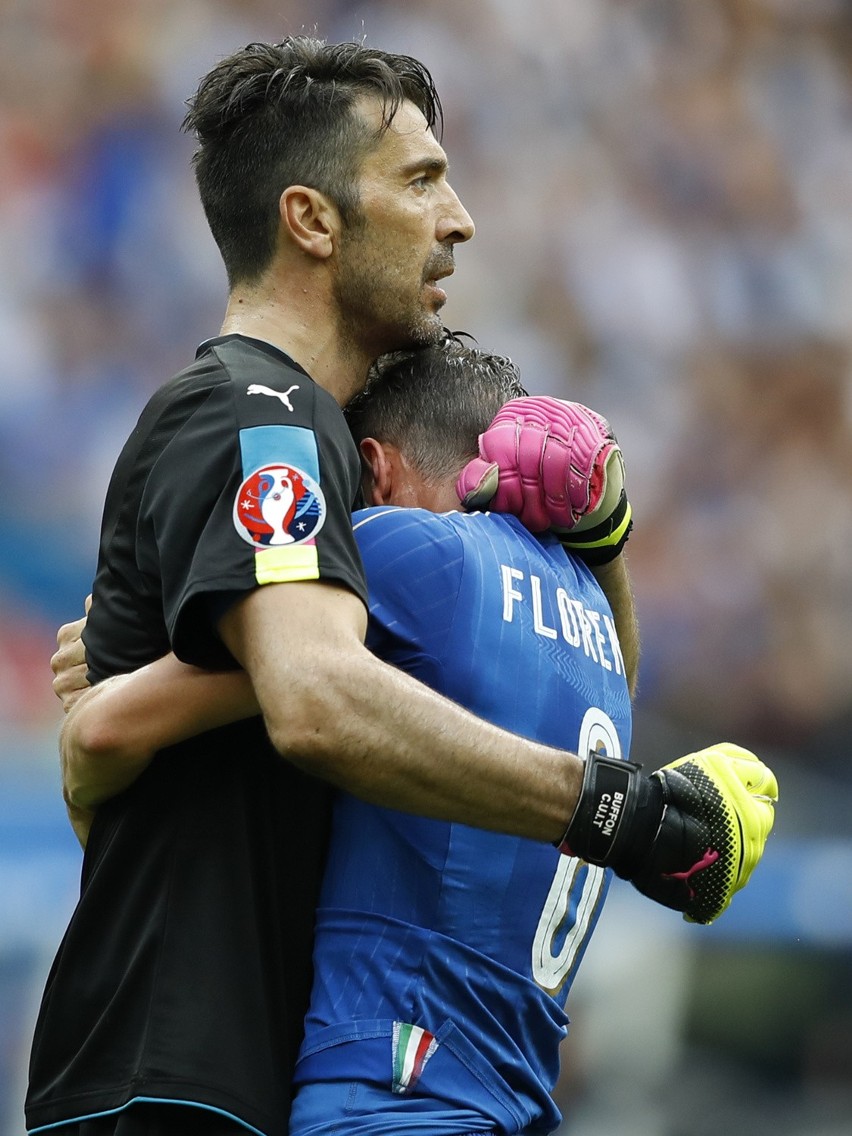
left=531, top=708, right=621, bottom=996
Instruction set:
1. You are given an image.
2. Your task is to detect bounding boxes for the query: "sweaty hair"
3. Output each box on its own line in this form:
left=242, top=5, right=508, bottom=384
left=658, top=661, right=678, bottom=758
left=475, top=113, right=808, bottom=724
left=345, top=332, right=528, bottom=484
left=182, top=36, right=443, bottom=287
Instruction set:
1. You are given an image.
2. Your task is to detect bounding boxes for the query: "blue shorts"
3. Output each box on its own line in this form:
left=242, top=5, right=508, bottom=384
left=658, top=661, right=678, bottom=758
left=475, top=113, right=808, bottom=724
left=289, top=1079, right=499, bottom=1136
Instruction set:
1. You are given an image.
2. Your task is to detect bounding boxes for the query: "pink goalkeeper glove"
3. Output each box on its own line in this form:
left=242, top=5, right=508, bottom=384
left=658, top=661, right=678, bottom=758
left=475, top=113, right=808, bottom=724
left=456, top=396, right=633, bottom=565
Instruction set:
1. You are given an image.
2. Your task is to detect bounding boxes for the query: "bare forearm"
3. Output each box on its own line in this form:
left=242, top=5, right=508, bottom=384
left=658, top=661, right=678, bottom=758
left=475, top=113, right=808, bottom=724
left=61, top=657, right=258, bottom=808
left=591, top=554, right=640, bottom=697
left=273, top=650, right=584, bottom=842
left=222, top=586, right=584, bottom=843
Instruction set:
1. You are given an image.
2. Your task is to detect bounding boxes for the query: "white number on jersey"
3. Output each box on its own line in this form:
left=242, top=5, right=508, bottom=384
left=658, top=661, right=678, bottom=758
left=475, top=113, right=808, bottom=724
left=531, top=708, right=621, bottom=996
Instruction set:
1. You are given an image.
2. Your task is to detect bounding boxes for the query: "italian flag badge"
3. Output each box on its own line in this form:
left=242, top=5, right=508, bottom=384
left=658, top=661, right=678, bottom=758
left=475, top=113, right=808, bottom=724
left=392, top=1022, right=438, bottom=1094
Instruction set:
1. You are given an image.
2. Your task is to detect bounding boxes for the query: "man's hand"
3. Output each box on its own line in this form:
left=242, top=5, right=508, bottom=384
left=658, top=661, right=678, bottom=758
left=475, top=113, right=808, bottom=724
left=50, top=596, right=96, bottom=847
left=639, top=744, right=778, bottom=923
left=51, top=596, right=92, bottom=712
left=456, top=397, right=632, bottom=565
left=557, top=743, right=778, bottom=924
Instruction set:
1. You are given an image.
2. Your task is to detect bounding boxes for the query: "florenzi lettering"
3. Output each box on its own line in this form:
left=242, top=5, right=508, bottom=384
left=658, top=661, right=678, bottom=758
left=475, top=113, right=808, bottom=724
left=499, top=565, right=625, bottom=677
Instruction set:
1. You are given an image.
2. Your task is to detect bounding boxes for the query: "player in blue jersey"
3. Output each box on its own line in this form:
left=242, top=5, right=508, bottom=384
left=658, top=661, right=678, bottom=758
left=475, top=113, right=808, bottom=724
left=51, top=335, right=777, bottom=1135
left=288, top=340, right=634, bottom=1134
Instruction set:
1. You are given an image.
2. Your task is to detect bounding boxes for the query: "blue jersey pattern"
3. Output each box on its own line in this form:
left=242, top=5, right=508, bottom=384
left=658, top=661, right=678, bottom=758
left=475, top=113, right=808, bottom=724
left=292, top=508, right=632, bottom=1135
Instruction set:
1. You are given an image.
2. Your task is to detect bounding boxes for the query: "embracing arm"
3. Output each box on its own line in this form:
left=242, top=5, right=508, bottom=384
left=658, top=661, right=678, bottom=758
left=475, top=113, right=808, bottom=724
left=60, top=656, right=258, bottom=813
left=55, top=588, right=579, bottom=844
left=219, top=580, right=584, bottom=842
left=60, top=582, right=586, bottom=842
left=58, top=651, right=256, bottom=851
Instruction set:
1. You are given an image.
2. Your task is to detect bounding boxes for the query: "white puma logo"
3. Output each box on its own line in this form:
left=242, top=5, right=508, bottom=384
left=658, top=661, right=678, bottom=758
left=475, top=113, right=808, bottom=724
left=247, top=383, right=300, bottom=412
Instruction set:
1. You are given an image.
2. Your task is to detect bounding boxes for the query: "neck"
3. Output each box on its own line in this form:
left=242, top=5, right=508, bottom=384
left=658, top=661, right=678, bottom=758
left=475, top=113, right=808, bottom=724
left=418, top=478, right=463, bottom=513
left=221, top=276, right=372, bottom=407
left=390, top=469, right=462, bottom=514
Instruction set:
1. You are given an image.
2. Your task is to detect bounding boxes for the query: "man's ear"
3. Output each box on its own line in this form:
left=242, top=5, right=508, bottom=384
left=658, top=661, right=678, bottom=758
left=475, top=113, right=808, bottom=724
left=359, top=437, right=396, bottom=505
left=279, top=186, right=338, bottom=259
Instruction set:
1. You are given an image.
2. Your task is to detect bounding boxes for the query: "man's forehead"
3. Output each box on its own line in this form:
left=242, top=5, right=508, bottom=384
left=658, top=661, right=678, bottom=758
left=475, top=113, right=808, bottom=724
left=356, top=95, right=444, bottom=162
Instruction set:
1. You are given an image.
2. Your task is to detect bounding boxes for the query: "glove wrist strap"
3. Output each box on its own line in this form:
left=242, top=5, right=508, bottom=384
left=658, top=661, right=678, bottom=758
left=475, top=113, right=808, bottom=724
left=556, top=752, right=643, bottom=864
left=560, top=491, right=633, bottom=566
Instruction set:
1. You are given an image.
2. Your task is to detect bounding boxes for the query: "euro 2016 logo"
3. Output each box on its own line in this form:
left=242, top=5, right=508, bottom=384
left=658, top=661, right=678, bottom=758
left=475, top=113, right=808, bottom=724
left=233, top=464, right=326, bottom=548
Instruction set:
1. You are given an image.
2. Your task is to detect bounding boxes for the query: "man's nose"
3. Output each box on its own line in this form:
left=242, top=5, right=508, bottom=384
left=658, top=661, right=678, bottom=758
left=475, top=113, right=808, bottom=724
left=439, top=185, right=475, bottom=244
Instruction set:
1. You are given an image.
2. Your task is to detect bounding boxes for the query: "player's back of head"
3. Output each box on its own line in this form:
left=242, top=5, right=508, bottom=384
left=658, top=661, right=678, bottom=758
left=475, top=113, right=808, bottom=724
left=345, top=331, right=527, bottom=484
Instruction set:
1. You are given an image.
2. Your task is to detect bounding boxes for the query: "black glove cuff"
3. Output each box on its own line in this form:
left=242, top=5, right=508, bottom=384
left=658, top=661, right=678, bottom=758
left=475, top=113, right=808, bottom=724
left=560, top=491, right=633, bottom=566
left=556, top=751, right=644, bottom=865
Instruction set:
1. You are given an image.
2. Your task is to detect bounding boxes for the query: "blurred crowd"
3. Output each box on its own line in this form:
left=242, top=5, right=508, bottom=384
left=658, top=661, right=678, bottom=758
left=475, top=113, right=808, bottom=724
left=2, top=0, right=851, bottom=766
left=2, top=3, right=852, bottom=1133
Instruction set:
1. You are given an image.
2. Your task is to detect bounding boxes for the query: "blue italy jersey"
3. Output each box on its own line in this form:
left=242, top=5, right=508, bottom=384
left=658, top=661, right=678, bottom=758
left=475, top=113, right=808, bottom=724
left=292, top=508, right=632, bottom=1135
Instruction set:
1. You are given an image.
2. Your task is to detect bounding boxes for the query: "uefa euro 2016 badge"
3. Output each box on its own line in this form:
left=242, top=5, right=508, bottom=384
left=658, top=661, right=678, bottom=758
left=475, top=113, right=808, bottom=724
left=233, top=463, right=326, bottom=548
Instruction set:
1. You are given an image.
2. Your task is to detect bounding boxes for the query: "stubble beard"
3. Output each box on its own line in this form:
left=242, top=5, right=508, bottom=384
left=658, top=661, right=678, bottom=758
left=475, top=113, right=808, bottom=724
left=334, top=229, right=445, bottom=359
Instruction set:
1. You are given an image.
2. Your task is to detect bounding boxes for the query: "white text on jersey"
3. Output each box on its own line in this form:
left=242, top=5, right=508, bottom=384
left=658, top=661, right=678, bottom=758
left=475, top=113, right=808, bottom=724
left=500, top=565, right=625, bottom=677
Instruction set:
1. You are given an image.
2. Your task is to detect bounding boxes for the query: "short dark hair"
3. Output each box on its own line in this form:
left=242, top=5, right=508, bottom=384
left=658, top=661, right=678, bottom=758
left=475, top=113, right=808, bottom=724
left=345, top=332, right=528, bottom=483
left=182, top=36, right=443, bottom=287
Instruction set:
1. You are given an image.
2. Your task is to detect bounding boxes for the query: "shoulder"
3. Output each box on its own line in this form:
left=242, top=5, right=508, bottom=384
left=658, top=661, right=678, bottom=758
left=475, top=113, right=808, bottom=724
left=352, top=507, right=469, bottom=588
left=353, top=506, right=465, bottom=555
left=353, top=510, right=467, bottom=653
left=201, top=337, right=338, bottom=424
left=185, top=340, right=358, bottom=483
left=137, top=338, right=321, bottom=435
left=351, top=507, right=554, bottom=561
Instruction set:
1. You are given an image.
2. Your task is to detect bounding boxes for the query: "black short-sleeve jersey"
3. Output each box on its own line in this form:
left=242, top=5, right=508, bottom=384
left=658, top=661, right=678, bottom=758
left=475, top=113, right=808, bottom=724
left=26, top=336, right=368, bottom=1136
left=82, top=334, right=367, bottom=679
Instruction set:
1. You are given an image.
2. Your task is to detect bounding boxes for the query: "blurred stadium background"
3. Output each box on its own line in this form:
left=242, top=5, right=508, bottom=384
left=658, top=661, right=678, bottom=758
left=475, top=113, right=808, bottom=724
left=1, top=1, right=851, bottom=1134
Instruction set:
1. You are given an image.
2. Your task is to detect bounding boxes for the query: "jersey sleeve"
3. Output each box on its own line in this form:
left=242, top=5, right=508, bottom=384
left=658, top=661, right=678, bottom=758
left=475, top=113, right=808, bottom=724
left=139, top=358, right=367, bottom=669
left=352, top=507, right=465, bottom=691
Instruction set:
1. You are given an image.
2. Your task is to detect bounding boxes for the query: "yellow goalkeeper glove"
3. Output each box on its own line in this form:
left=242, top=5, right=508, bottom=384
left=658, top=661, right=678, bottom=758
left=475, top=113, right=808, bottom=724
left=647, top=743, right=778, bottom=923
left=557, top=743, right=778, bottom=924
